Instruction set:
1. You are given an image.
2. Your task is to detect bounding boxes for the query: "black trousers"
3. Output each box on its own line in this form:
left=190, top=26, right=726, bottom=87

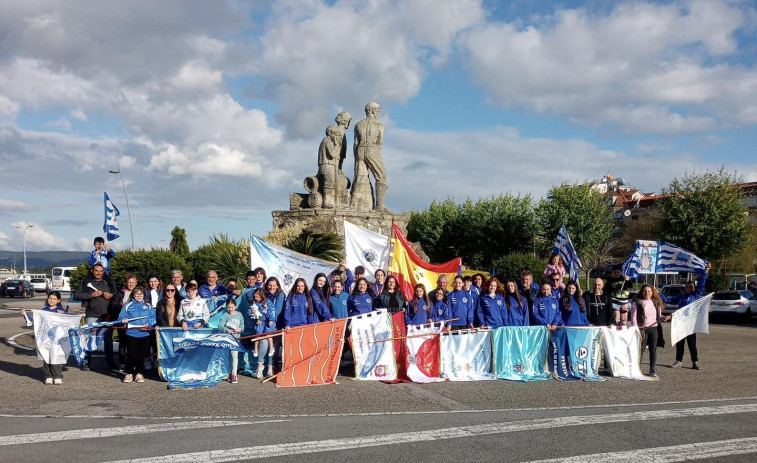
left=641, top=326, right=659, bottom=372
left=675, top=333, right=698, bottom=362
left=125, top=334, right=150, bottom=375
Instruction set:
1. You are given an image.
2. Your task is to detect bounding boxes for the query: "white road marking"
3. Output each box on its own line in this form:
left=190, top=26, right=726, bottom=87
left=102, top=403, right=757, bottom=462
left=527, top=436, right=757, bottom=462
left=0, top=420, right=289, bottom=446
left=6, top=330, right=35, bottom=351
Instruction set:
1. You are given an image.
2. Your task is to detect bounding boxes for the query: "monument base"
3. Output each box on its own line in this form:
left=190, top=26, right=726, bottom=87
left=272, top=208, right=410, bottom=238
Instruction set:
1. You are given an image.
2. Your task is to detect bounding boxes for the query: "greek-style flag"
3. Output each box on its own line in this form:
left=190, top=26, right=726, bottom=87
left=622, top=240, right=658, bottom=279
left=103, top=192, right=120, bottom=241
left=552, top=225, right=582, bottom=282
left=655, top=241, right=708, bottom=274
left=69, top=320, right=120, bottom=367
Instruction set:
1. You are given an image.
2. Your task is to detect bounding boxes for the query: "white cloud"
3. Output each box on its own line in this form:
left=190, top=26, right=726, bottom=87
left=69, top=108, right=88, bottom=121
left=460, top=0, right=757, bottom=134
left=10, top=221, right=69, bottom=251
left=0, top=232, right=12, bottom=251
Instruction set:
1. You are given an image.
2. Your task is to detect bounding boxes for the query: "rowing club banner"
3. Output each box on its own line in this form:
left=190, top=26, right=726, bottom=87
left=351, top=310, right=397, bottom=381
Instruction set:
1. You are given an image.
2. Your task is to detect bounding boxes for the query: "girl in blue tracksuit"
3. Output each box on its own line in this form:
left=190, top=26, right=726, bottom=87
left=476, top=278, right=508, bottom=328
left=117, top=286, right=156, bottom=383
left=329, top=280, right=349, bottom=319
left=284, top=278, right=313, bottom=328
left=560, top=280, right=590, bottom=326
left=447, top=275, right=474, bottom=328
left=309, top=273, right=333, bottom=323
left=503, top=279, right=529, bottom=326
left=406, top=284, right=431, bottom=326
left=348, top=278, right=375, bottom=316
left=430, top=288, right=451, bottom=323
left=265, top=277, right=286, bottom=330
left=471, top=273, right=485, bottom=299
left=532, top=283, right=564, bottom=329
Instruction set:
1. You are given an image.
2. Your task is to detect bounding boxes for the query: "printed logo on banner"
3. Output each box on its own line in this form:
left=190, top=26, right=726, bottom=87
left=373, top=365, right=389, bottom=377
left=513, top=364, right=524, bottom=373
left=575, top=346, right=588, bottom=359
left=576, top=361, right=588, bottom=376
left=362, top=249, right=377, bottom=263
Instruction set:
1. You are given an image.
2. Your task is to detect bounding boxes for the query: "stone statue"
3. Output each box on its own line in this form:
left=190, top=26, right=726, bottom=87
left=305, top=112, right=352, bottom=209
left=351, top=102, right=390, bottom=213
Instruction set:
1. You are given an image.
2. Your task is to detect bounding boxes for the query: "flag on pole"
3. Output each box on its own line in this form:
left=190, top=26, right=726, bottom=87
left=351, top=310, right=397, bottom=381
left=384, top=311, right=411, bottom=383
left=670, top=293, right=712, bottom=345
left=388, top=224, right=461, bottom=301
left=621, top=240, right=659, bottom=279
left=250, top=234, right=337, bottom=294
left=277, top=319, right=347, bottom=387
left=655, top=241, right=709, bottom=274
left=103, top=192, right=120, bottom=241
left=343, top=220, right=390, bottom=280
left=404, top=324, right=444, bottom=383
left=552, top=224, right=582, bottom=282
left=32, top=310, right=82, bottom=365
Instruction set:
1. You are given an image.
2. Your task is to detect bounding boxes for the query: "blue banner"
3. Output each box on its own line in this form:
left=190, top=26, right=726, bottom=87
left=103, top=192, right=120, bottom=241
left=157, top=328, right=231, bottom=389
left=68, top=320, right=120, bottom=367
left=656, top=241, right=708, bottom=274
left=549, top=327, right=603, bottom=381
left=492, top=326, right=551, bottom=382
left=172, top=333, right=244, bottom=353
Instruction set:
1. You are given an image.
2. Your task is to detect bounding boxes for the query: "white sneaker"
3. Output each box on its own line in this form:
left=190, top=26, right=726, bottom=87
left=135, top=374, right=145, bottom=383
left=44, top=378, right=53, bottom=385
left=53, top=378, right=63, bottom=385
left=122, top=374, right=133, bottom=383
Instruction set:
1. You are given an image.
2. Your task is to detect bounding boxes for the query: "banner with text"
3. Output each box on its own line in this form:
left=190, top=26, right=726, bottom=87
left=277, top=319, right=347, bottom=387
left=492, top=326, right=551, bottom=382
left=351, top=310, right=397, bottom=381
left=549, top=327, right=604, bottom=381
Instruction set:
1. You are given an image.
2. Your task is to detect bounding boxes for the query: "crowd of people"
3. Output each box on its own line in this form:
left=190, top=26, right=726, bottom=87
left=36, top=238, right=710, bottom=385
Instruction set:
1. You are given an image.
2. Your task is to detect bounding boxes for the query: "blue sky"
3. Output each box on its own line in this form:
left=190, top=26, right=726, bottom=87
left=1, top=0, right=756, bottom=253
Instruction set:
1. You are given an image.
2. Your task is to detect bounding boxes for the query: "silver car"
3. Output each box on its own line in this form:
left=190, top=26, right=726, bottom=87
left=709, top=290, right=757, bottom=320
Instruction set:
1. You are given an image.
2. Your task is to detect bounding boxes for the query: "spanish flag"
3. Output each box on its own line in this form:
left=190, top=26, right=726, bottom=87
left=388, top=223, right=461, bottom=301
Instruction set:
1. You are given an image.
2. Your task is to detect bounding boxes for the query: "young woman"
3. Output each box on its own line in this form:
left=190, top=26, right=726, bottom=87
left=284, top=278, right=313, bottom=328
left=348, top=278, right=374, bottom=316
left=265, top=277, right=286, bottom=330
left=471, top=273, right=485, bottom=299
left=309, top=273, right=333, bottom=323
left=371, top=269, right=386, bottom=296
left=405, top=284, right=431, bottom=326
left=531, top=283, right=563, bottom=330
left=117, top=287, right=156, bottom=383
left=446, top=275, right=474, bottom=328
left=476, top=278, right=507, bottom=328
left=155, top=283, right=183, bottom=327
left=145, top=275, right=163, bottom=307
left=503, top=279, right=529, bottom=326
left=430, top=288, right=451, bottom=323
left=329, top=279, right=350, bottom=319
left=560, top=280, right=590, bottom=326
left=374, top=275, right=407, bottom=314
left=631, top=284, right=670, bottom=377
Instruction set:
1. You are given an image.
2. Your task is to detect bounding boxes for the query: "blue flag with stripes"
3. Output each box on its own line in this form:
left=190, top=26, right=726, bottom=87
left=655, top=241, right=708, bottom=274
left=103, top=192, right=120, bottom=241
left=69, top=320, right=119, bottom=367
left=549, top=327, right=603, bottom=381
left=552, top=225, right=582, bottom=282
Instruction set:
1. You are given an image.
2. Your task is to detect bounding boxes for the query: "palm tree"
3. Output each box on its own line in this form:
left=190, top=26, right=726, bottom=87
left=285, top=230, right=343, bottom=262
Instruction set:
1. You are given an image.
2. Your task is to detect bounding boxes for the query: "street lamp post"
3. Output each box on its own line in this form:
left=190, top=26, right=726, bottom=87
left=109, top=160, right=135, bottom=249
left=14, top=224, right=33, bottom=279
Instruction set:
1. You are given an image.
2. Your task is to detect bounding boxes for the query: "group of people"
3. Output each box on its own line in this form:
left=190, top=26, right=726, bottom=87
left=35, top=238, right=709, bottom=385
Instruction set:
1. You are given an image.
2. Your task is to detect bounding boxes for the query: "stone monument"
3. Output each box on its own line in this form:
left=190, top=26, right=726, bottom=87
left=275, top=102, right=408, bottom=238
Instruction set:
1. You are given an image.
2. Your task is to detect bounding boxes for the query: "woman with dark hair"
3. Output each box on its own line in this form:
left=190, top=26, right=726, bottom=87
left=406, top=283, right=431, bottom=326
left=471, top=273, right=485, bottom=298
left=309, top=273, right=333, bottom=323
left=145, top=275, right=163, bottom=307
left=447, top=275, right=474, bottom=329
left=155, top=283, right=183, bottom=327
left=631, top=284, right=669, bottom=377
left=503, top=279, right=529, bottom=326
left=284, top=278, right=313, bottom=328
left=371, top=269, right=386, bottom=296
left=265, top=277, right=286, bottom=330
left=348, top=278, right=374, bottom=316
left=560, top=280, right=590, bottom=326
left=374, top=275, right=406, bottom=314
left=477, top=277, right=507, bottom=328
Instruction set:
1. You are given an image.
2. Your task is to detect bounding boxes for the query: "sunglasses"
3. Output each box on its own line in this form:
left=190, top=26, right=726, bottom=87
left=165, top=288, right=176, bottom=292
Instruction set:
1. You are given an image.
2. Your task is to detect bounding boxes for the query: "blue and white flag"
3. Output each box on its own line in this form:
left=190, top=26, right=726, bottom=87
left=343, top=220, right=390, bottom=281
left=157, top=328, right=232, bottom=389
left=103, top=192, right=120, bottom=241
left=600, top=326, right=656, bottom=381
left=32, top=310, right=82, bottom=365
left=622, top=240, right=658, bottom=279
left=549, top=327, right=604, bottom=381
left=440, top=330, right=495, bottom=381
left=655, top=241, right=708, bottom=275
left=250, top=234, right=337, bottom=294
left=68, top=320, right=121, bottom=367
left=172, top=333, right=245, bottom=353
left=492, top=326, right=551, bottom=382
left=552, top=225, right=582, bottom=282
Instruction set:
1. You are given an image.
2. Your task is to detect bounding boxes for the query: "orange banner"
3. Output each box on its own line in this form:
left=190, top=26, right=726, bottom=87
left=276, top=320, right=347, bottom=387
left=388, top=223, right=461, bottom=301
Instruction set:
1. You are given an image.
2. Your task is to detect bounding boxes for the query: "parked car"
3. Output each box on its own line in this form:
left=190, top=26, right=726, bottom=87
left=0, top=279, right=35, bottom=298
left=709, top=290, right=757, bottom=320
left=30, top=277, right=49, bottom=293
left=660, top=284, right=686, bottom=314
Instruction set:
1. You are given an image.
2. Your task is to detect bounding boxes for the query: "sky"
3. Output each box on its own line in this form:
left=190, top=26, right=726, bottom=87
left=1, top=0, right=756, bottom=255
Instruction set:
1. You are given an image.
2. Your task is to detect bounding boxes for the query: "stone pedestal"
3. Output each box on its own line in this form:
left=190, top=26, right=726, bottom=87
left=272, top=208, right=410, bottom=238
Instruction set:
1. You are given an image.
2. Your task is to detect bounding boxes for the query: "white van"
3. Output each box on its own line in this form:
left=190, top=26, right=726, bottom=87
left=51, top=266, right=77, bottom=292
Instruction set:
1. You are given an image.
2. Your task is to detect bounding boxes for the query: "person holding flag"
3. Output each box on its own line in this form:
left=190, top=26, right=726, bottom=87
left=551, top=225, right=582, bottom=284
left=88, top=236, right=116, bottom=275
left=118, top=286, right=156, bottom=383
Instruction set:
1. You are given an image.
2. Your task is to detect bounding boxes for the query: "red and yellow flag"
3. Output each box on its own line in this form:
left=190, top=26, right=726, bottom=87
left=276, top=319, right=347, bottom=387
left=388, top=224, right=461, bottom=301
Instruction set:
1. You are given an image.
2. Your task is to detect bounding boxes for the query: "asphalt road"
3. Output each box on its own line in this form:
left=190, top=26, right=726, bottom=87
left=1, top=296, right=756, bottom=462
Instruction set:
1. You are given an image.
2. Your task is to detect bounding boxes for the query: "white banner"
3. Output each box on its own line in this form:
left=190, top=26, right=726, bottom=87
left=405, top=324, right=444, bottom=383
left=440, top=330, right=495, bottom=381
left=250, top=234, right=337, bottom=294
left=351, top=310, right=397, bottom=381
left=670, top=293, right=712, bottom=345
left=600, top=326, right=655, bottom=381
left=343, top=220, right=390, bottom=280
left=32, top=310, right=82, bottom=364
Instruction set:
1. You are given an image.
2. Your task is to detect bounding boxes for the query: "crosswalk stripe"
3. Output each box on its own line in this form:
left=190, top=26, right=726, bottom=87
left=526, top=436, right=757, bottom=462
left=0, top=420, right=289, bottom=446
left=103, top=403, right=757, bottom=462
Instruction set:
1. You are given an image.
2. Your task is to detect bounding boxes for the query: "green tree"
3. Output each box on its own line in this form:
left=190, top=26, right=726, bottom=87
left=189, top=234, right=249, bottom=285
left=284, top=230, right=343, bottom=262
left=491, top=253, right=548, bottom=284
left=535, top=183, right=615, bottom=278
left=169, top=226, right=190, bottom=258
left=407, top=194, right=537, bottom=269
left=656, top=168, right=750, bottom=262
